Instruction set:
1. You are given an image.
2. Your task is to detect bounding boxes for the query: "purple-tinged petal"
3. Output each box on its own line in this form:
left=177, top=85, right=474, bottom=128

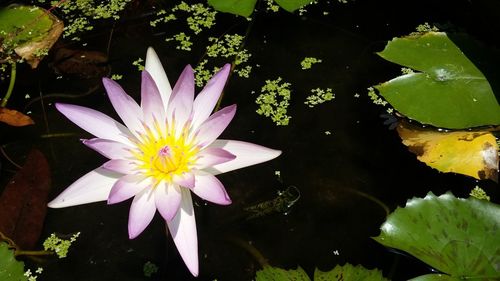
left=166, top=189, right=198, bottom=276
left=167, top=65, right=194, bottom=132
left=154, top=182, right=182, bottom=221
left=145, top=47, right=172, bottom=109
left=191, top=172, right=231, bottom=205
left=191, top=64, right=231, bottom=130
left=82, top=138, right=132, bottom=159
left=102, top=159, right=136, bottom=175
left=141, top=71, right=165, bottom=124
left=56, top=103, right=134, bottom=146
left=203, top=140, right=281, bottom=175
left=108, top=174, right=150, bottom=204
left=195, top=147, right=236, bottom=169
left=102, top=78, right=144, bottom=135
left=194, top=104, right=236, bottom=147
left=48, top=167, right=121, bottom=208
left=128, top=188, right=156, bottom=239
left=173, top=172, right=195, bottom=188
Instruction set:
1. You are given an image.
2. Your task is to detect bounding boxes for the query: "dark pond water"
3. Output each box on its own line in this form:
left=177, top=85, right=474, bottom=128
left=1, top=0, right=499, bottom=280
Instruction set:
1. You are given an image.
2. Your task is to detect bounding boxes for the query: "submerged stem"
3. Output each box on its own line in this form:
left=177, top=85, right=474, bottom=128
left=14, top=250, right=53, bottom=257
left=228, top=236, right=269, bottom=268
left=1, top=62, right=17, bottom=107
left=343, top=188, right=390, bottom=216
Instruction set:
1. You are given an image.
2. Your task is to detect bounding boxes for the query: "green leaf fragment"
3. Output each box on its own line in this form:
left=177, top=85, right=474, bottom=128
left=375, top=32, right=500, bottom=129
left=256, top=265, right=310, bottom=281
left=207, top=0, right=257, bottom=17
left=314, top=263, right=389, bottom=281
left=274, top=0, right=313, bottom=13
left=374, top=192, right=500, bottom=280
left=0, top=242, right=27, bottom=281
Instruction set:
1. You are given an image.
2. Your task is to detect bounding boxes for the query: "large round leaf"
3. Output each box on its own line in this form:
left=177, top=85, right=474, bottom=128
left=0, top=242, right=27, bottom=281
left=375, top=32, right=500, bottom=129
left=374, top=192, right=500, bottom=280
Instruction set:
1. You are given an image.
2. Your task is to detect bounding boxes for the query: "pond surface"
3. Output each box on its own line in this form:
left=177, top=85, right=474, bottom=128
left=1, top=0, right=499, bottom=280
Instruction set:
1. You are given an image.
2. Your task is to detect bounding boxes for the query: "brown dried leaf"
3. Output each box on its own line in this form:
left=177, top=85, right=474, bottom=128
left=0, top=149, right=51, bottom=249
left=0, top=108, right=34, bottom=127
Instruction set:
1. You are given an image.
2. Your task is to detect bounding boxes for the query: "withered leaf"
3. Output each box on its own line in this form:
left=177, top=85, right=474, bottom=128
left=0, top=149, right=51, bottom=249
left=0, top=107, right=34, bottom=127
left=397, top=122, right=499, bottom=181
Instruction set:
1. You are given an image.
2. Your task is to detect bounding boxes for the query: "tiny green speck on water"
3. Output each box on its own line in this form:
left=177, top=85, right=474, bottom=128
left=470, top=186, right=490, bottom=201
left=300, top=57, right=322, bottom=70
left=132, top=58, right=145, bottom=71
left=111, top=74, right=122, bottom=80
left=304, top=87, right=334, bottom=108
left=166, top=32, right=193, bottom=51
left=143, top=261, right=159, bottom=277
left=367, top=87, right=388, bottom=106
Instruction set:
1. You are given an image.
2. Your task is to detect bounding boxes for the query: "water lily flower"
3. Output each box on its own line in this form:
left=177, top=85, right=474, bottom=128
left=48, top=47, right=281, bottom=276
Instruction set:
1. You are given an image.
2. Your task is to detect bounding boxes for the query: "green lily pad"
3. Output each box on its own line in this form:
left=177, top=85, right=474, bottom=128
left=0, top=5, right=63, bottom=68
left=0, top=242, right=27, bottom=281
left=374, top=192, right=500, bottom=280
left=207, top=0, right=257, bottom=17
left=256, top=265, right=310, bottom=281
left=375, top=32, right=500, bottom=129
left=256, top=264, right=388, bottom=281
left=314, top=263, right=389, bottom=281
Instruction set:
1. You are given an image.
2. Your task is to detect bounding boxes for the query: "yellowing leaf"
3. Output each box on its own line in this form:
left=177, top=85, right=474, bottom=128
left=397, top=122, right=498, bottom=181
left=0, top=108, right=34, bottom=127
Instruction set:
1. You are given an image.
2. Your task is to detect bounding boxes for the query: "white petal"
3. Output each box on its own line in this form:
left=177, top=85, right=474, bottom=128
left=166, top=189, right=198, bottom=276
left=154, top=182, right=182, bottom=221
left=191, top=172, right=231, bottom=205
left=194, top=147, right=236, bottom=169
left=48, top=167, right=121, bottom=208
left=82, top=138, right=132, bottom=159
left=56, top=103, right=134, bottom=146
left=108, top=174, right=150, bottom=204
left=102, top=78, right=144, bottom=136
left=172, top=172, right=195, bottom=188
left=145, top=47, right=172, bottom=110
left=128, top=188, right=157, bottom=239
left=101, top=159, right=136, bottom=174
left=203, top=140, right=281, bottom=175
left=191, top=64, right=231, bottom=130
left=141, top=70, right=166, bottom=125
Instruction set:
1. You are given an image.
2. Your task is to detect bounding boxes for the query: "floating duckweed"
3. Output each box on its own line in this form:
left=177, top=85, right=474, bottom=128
left=367, top=87, right=388, bottom=106
left=42, top=0, right=132, bottom=39
left=401, top=67, right=414, bottom=75
left=111, top=74, right=123, bottom=80
left=266, top=0, right=280, bottom=12
left=166, top=32, right=193, bottom=51
left=150, top=10, right=176, bottom=27
left=354, top=93, right=360, bottom=98
left=470, top=186, right=490, bottom=201
left=325, top=130, right=332, bottom=135
left=236, top=65, right=252, bottom=78
left=301, top=57, right=322, bottom=70
left=132, top=58, right=145, bottom=71
left=304, top=88, right=334, bottom=108
left=256, top=77, right=292, bottom=126
left=411, top=22, right=439, bottom=36
left=194, top=59, right=220, bottom=87
left=205, top=34, right=252, bottom=78
left=43, top=232, right=81, bottom=258
left=151, top=2, right=216, bottom=34
left=143, top=261, right=159, bottom=277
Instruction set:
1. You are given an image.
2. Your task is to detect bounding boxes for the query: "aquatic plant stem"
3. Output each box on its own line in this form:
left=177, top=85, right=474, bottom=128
left=214, top=17, right=255, bottom=112
left=1, top=62, right=17, bottom=107
left=14, top=250, right=53, bottom=257
left=343, top=188, right=390, bottom=216
left=228, top=236, right=269, bottom=267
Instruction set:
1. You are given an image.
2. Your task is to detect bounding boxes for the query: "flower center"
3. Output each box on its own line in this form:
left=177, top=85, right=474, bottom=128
left=132, top=124, right=198, bottom=184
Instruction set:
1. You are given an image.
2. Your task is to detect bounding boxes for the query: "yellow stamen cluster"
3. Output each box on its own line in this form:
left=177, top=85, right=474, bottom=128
left=131, top=121, right=198, bottom=185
